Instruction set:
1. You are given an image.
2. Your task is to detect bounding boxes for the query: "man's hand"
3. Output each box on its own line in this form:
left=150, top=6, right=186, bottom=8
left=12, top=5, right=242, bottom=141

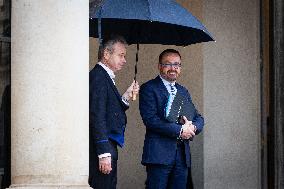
left=180, top=116, right=196, bottom=140
left=99, top=156, right=112, bottom=174
left=122, top=80, right=140, bottom=101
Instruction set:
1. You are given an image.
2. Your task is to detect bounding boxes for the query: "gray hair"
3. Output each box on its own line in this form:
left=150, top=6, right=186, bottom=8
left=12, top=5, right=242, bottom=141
left=98, top=35, right=127, bottom=61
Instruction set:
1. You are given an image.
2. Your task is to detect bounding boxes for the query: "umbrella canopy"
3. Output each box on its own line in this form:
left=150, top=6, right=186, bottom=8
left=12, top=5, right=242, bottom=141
left=89, top=0, right=214, bottom=46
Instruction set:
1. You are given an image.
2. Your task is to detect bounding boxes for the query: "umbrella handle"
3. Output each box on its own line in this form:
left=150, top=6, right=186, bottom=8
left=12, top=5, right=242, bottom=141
left=132, top=92, right=137, bottom=101
left=132, top=78, right=137, bottom=101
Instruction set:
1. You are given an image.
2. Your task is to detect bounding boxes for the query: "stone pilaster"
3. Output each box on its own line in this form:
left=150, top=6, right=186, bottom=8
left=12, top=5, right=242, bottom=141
left=10, top=1, right=90, bottom=188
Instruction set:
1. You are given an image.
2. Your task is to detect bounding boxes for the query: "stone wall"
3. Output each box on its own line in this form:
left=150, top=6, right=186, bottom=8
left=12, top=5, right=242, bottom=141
left=203, top=0, right=261, bottom=188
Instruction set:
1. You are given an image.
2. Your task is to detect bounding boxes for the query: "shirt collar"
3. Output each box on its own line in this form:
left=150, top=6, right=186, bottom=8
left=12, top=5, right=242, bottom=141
left=98, top=62, right=115, bottom=80
left=159, top=75, right=176, bottom=87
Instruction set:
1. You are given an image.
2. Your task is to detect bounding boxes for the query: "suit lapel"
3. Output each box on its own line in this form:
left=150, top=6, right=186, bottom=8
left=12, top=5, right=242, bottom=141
left=175, top=83, right=187, bottom=97
left=154, top=76, right=170, bottom=100
left=96, top=64, right=122, bottom=103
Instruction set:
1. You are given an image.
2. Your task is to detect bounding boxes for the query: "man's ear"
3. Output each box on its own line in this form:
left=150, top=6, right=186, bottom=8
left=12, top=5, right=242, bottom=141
left=158, top=63, right=161, bottom=70
left=104, top=49, right=110, bottom=60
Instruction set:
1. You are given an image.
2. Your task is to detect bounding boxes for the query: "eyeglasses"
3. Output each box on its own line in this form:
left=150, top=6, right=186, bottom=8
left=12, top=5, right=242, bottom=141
left=159, top=62, right=181, bottom=68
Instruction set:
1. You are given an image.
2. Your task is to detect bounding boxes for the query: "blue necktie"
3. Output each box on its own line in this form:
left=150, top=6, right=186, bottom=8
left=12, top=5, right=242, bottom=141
left=165, top=84, right=177, bottom=117
left=170, top=83, right=176, bottom=96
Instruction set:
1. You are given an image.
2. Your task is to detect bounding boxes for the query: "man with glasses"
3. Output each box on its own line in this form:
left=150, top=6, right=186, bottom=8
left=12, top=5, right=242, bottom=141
left=139, top=49, right=204, bottom=189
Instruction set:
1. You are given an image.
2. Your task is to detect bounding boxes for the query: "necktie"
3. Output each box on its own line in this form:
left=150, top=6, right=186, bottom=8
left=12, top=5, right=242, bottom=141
left=165, top=84, right=177, bottom=117
left=169, top=83, right=176, bottom=97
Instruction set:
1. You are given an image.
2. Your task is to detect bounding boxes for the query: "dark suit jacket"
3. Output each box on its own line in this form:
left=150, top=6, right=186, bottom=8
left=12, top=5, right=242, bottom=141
left=89, top=64, right=129, bottom=158
left=139, top=76, right=204, bottom=167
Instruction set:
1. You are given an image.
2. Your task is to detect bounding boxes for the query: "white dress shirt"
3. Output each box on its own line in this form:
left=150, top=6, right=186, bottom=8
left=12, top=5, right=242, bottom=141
left=97, top=62, right=129, bottom=158
left=159, top=75, right=177, bottom=117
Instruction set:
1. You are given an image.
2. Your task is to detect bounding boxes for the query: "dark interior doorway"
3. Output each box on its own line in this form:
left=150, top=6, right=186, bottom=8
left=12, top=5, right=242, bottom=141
left=0, top=0, right=11, bottom=188
left=268, top=0, right=284, bottom=189
left=261, top=0, right=284, bottom=188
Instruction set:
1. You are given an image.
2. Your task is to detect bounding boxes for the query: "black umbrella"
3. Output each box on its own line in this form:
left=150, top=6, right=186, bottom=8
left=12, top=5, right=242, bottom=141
left=90, top=0, right=214, bottom=45
left=89, top=0, right=214, bottom=99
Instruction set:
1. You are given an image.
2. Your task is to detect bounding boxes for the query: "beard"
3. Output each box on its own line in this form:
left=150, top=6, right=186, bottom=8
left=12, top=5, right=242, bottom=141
left=161, top=71, right=178, bottom=82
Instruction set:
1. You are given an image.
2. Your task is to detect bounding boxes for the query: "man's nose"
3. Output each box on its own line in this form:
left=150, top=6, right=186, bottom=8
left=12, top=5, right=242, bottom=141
left=169, top=65, right=177, bottom=69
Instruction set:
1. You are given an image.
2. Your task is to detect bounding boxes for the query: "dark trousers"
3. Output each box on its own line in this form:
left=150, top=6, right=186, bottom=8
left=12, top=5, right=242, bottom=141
left=145, top=143, right=188, bottom=189
left=186, top=167, right=194, bottom=189
left=89, top=141, right=118, bottom=189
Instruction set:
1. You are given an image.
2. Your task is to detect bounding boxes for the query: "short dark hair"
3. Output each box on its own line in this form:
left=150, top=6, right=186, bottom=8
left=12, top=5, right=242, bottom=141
left=98, top=35, right=127, bottom=61
left=158, top=49, right=181, bottom=64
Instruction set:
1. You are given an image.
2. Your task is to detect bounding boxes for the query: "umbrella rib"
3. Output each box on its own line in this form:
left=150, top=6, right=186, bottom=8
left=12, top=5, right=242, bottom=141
left=146, top=0, right=153, bottom=21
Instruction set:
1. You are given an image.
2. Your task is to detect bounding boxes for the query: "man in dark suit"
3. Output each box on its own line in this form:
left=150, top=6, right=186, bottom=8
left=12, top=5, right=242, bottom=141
left=89, top=36, right=139, bottom=189
left=139, top=49, right=204, bottom=189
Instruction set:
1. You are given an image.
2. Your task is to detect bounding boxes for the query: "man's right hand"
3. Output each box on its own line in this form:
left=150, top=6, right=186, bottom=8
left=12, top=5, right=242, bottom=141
left=180, top=116, right=196, bottom=140
left=99, top=156, right=112, bottom=174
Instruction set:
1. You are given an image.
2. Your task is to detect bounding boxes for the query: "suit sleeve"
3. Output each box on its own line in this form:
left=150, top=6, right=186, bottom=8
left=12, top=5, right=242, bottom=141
left=185, top=89, right=204, bottom=135
left=89, top=74, right=111, bottom=156
left=139, top=84, right=181, bottom=138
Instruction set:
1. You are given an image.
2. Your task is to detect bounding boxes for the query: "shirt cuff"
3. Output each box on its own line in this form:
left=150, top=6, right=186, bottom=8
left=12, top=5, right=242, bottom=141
left=121, top=96, right=130, bottom=106
left=178, top=127, right=183, bottom=139
left=98, top=153, right=111, bottom=159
